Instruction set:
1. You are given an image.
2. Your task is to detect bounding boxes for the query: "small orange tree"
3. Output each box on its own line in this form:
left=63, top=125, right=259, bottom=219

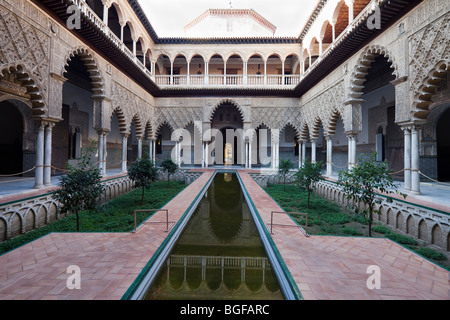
left=338, top=152, right=406, bottom=237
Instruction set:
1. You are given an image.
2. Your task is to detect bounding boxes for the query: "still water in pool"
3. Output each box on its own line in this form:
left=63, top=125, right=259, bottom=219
left=144, top=172, right=283, bottom=300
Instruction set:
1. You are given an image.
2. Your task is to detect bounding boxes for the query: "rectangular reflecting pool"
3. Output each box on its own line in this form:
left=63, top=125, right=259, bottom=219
left=143, top=172, right=283, bottom=300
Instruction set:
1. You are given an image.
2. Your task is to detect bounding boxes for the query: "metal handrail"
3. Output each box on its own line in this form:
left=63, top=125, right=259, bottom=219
left=268, top=211, right=309, bottom=237
left=133, top=209, right=174, bottom=233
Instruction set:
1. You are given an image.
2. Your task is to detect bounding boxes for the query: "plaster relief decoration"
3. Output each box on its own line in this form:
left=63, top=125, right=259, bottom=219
left=409, top=11, right=450, bottom=119
left=251, top=105, right=300, bottom=134
left=111, top=81, right=151, bottom=133
left=154, top=105, right=203, bottom=138
left=301, top=80, right=345, bottom=136
left=0, top=6, right=49, bottom=116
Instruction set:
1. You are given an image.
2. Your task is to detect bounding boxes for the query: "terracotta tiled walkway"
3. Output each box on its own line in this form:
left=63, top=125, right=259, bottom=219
left=0, top=169, right=449, bottom=300
left=0, top=170, right=215, bottom=300
left=238, top=170, right=450, bottom=300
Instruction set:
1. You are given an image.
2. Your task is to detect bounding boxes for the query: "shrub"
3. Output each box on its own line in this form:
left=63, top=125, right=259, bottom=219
left=386, top=233, right=418, bottom=246
left=341, top=226, right=363, bottom=236
left=320, top=212, right=350, bottom=225
left=372, top=225, right=391, bottom=234
left=338, top=152, right=406, bottom=237
left=414, top=247, right=447, bottom=261
left=128, top=157, right=158, bottom=203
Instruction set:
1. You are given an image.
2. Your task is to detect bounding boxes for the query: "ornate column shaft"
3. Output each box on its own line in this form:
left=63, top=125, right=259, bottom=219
left=411, top=125, right=422, bottom=195
left=44, top=122, right=56, bottom=187
left=137, top=137, right=143, bottom=159
left=33, top=121, right=45, bottom=189
left=248, top=140, right=252, bottom=169
left=326, top=136, right=333, bottom=176
left=402, top=126, right=412, bottom=191
left=301, top=141, right=306, bottom=166
left=311, top=139, right=317, bottom=162
left=121, top=133, right=129, bottom=173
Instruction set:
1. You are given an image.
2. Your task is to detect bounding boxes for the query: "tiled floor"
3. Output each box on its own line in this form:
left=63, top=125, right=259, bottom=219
left=0, top=170, right=215, bottom=300
left=238, top=170, right=450, bottom=300
left=0, top=169, right=449, bottom=300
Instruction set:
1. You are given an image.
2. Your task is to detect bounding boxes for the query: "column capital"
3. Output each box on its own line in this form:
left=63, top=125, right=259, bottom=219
left=390, top=75, right=408, bottom=86
left=95, top=128, right=110, bottom=136
left=50, top=72, right=68, bottom=83
left=345, top=131, right=359, bottom=138
left=344, top=99, right=363, bottom=106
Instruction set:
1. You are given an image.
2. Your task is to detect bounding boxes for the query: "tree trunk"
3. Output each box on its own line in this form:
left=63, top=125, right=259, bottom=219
left=368, top=204, right=373, bottom=237
left=141, top=187, right=145, bottom=204
left=76, top=212, right=80, bottom=232
left=307, top=189, right=311, bottom=209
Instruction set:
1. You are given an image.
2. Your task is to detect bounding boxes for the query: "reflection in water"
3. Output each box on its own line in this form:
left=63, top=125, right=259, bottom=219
left=144, top=173, right=283, bottom=300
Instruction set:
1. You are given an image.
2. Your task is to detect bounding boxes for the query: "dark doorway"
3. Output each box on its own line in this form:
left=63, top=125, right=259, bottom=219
left=220, top=127, right=239, bottom=165
left=437, top=107, right=450, bottom=181
left=0, top=101, right=24, bottom=175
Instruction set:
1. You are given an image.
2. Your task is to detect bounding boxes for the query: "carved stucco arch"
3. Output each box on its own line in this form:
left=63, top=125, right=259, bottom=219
left=326, top=108, right=344, bottom=137
left=310, top=116, right=324, bottom=141
left=280, top=122, right=301, bottom=140
left=130, top=113, right=144, bottom=138
left=0, top=64, right=46, bottom=117
left=111, top=106, right=128, bottom=134
left=412, top=60, right=449, bottom=120
left=62, top=46, right=105, bottom=97
left=182, top=120, right=203, bottom=140
left=155, top=121, right=174, bottom=137
left=348, top=45, right=398, bottom=102
left=300, top=122, right=310, bottom=141
left=208, top=98, right=246, bottom=122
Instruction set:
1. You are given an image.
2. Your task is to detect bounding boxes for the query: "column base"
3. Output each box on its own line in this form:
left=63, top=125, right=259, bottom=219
left=33, top=184, right=45, bottom=190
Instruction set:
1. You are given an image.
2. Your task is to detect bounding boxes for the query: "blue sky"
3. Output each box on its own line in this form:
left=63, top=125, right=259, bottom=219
left=138, top=0, right=318, bottom=37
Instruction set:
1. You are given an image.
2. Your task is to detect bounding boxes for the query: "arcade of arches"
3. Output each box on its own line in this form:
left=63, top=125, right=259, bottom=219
left=0, top=0, right=449, bottom=196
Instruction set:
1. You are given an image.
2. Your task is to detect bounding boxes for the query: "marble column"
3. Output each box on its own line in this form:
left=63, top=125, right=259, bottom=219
left=298, top=141, right=302, bottom=168
left=248, top=141, right=252, bottom=169
left=411, top=125, right=421, bottom=195
left=205, top=142, right=209, bottom=168
left=326, top=136, right=333, bottom=176
left=311, top=139, right=317, bottom=163
left=121, top=134, right=128, bottom=173
left=33, top=122, right=45, bottom=189
left=148, top=139, right=153, bottom=161
left=301, top=141, right=306, bottom=166
left=347, top=133, right=357, bottom=169
left=97, top=130, right=108, bottom=176
left=245, top=142, right=248, bottom=168
left=137, top=137, right=142, bottom=159
left=402, top=126, right=411, bottom=191
left=44, top=122, right=55, bottom=187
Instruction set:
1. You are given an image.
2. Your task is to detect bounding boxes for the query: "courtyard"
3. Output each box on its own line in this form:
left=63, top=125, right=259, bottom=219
left=0, top=169, right=448, bottom=300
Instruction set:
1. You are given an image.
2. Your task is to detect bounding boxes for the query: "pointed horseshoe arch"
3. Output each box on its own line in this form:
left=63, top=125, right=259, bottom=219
left=209, top=99, right=246, bottom=122
left=349, top=45, right=399, bottom=101
left=412, top=60, right=449, bottom=120
left=111, top=107, right=128, bottom=134
left=0, top=63, right=46, bottom=116
left=62, top=47, right=105, bottom=97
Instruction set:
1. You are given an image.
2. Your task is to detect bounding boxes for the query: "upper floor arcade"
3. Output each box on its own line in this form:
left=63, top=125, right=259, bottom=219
left=35, top=0, right=413, bottom=95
